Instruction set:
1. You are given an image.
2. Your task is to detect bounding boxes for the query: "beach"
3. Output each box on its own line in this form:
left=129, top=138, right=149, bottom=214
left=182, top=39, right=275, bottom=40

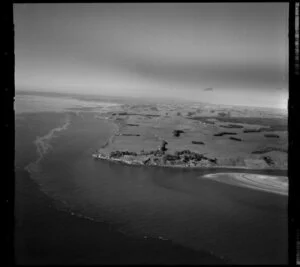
left=202, top=172, right=288, bottom=196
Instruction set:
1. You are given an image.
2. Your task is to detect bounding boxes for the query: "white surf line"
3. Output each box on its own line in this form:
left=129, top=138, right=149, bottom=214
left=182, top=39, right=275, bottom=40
left=99, top=121, right=120, bottom=150
left=29, top=114, right=72, bottom=168
left=35, top=116, right=71, bottom=162
left=202, top=172, right=288, bottom=196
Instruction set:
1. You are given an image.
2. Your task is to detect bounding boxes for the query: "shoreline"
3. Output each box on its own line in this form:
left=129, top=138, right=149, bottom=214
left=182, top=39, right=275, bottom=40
left=92, top=154, right=288, bottom=196
left=15, top=104, right=288, bottom=264
left=202, top=172, right=288, bottom=196
left=92, top=153, right=287, bottom=173
left=93, top=111, right=287, bottom=173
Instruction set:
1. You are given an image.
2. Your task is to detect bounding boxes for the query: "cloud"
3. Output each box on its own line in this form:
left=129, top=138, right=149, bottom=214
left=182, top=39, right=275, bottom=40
left=14, top=3, right=288, bottom=106
left=108, top=54, right=286, bottom=90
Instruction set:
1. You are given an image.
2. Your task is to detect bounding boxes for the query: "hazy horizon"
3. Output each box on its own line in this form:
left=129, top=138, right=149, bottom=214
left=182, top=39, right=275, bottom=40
left=14, top=3, right=289, bottom=109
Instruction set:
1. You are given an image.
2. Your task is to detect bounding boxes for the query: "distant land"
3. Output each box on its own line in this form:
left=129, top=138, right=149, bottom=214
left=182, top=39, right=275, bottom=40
left=16, top=90, right=287, bottom=173
left=16, top=89, right=288, bottom=113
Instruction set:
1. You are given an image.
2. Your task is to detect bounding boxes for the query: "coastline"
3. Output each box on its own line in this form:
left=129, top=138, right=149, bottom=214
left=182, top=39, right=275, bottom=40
left=92, top=153, right=287, bottom=173
left=92, top=111, right=288, bottom=197
left=92, top=153, right=288, bottom=196
left=93, top=109, right=287, bottom=173
left=15, top=102, right=288, bottom=264
left=202, top=172, right=288, bottom=196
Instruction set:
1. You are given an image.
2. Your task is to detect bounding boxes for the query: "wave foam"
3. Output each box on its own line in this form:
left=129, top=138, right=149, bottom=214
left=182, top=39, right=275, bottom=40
left=25, top=114, right=71, bottom=176
left=35, top=115, right=71, bottom=162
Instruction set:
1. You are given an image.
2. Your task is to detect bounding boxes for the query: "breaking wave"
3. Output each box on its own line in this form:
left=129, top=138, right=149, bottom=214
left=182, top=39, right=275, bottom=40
left=22, top=113, right=100, bottom=223
left=25, top=114, right=71, bottom=174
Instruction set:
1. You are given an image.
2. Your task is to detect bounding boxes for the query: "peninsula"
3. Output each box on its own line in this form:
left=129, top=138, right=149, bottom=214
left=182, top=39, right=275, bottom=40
left=93, top=101, right=288, bottom=170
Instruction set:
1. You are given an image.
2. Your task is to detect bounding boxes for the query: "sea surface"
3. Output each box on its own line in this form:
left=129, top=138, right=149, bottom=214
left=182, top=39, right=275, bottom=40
left=14, top=93, right=288, bottom=264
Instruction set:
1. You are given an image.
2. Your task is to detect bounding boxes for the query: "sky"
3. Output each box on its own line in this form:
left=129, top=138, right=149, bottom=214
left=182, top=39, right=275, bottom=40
left=14, top=3, right=289, bottom=109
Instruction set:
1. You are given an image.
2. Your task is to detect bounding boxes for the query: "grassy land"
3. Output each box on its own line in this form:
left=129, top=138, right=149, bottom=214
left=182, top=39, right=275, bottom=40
left=94, top=101, right=287, bottom=170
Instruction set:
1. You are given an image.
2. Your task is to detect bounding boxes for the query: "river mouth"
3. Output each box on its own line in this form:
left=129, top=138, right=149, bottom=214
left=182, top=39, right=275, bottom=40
left=14, top=100, right=288, bottom=265
left=16, top=110, right=287, bottom=265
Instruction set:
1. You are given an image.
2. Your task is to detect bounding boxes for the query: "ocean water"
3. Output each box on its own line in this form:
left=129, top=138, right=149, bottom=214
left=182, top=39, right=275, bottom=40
left=14, top=95, right=288, bottom=264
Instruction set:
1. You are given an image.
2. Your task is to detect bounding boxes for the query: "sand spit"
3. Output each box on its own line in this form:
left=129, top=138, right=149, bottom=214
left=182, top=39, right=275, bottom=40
left=202, top=172, right=288, bottom=196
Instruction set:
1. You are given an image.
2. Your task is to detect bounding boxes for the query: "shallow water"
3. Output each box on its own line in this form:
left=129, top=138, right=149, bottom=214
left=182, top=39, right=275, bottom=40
left=15, top=95, right=288, bottom=264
